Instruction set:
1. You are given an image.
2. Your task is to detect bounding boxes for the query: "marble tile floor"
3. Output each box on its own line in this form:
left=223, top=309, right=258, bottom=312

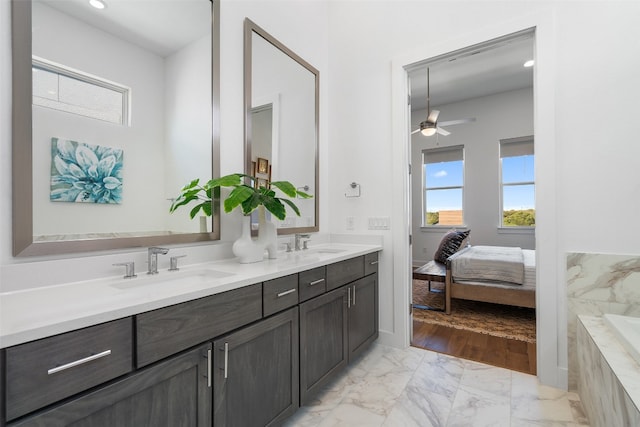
left=285, top=343, right=590, bottom=427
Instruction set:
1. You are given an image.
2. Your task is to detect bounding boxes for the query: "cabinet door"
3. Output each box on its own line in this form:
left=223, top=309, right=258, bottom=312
left=348, top=274, right=379, bottom=361
left=213, top=307, right=299, bottom=427
left=299, top=287, right=348, bottom=405
left=10, top=344, right=212, bottom=427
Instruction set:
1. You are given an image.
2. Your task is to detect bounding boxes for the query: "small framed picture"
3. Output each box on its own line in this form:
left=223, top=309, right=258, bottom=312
left=257, top=178, right=268, bottom=188
left=257, top=157, right=269, bottom=174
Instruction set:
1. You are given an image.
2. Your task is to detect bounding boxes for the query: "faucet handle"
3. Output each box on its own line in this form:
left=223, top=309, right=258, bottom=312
left=113, top=262, right=137, bottom=279
left=169, top=255, right=187, bottom=271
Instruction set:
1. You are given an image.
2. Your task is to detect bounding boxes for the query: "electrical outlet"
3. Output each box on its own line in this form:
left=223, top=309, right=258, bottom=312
left=346, top=216, right=355, bottom=230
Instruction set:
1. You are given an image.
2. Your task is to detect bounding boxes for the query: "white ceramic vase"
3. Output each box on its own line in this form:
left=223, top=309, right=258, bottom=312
left=232, top=215, right=264, bottom=263
left=257, top=205, right=278, bottom=259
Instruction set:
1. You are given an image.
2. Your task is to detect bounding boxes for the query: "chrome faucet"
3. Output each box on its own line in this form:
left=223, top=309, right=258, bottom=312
left=147, top=247, right=169, bottom=275
left=294, top=234, right=311, bottom=251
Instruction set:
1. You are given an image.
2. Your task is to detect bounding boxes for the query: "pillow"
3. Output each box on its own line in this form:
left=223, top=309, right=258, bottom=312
left=434, top=229, right=471, bottom=263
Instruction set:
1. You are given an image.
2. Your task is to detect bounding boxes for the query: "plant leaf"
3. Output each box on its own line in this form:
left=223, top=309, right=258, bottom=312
left=263, top=198, right=286, bottom=220
left=224, top=185, right=254, bottom=213
left=280, top=198, right=301, bottom=216
left=270, top=181, right=297, bottom=197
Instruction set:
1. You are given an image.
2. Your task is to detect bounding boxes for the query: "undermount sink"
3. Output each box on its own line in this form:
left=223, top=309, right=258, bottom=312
left=310, top=248, right=346, bottom=254
left=110, top=269, right=235, bottom=290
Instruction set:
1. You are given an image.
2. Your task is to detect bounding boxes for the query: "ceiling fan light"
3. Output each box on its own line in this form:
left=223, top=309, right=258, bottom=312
left=420, top=123, right=437, bottom=136
left=89, top=0, right=106, bottom=9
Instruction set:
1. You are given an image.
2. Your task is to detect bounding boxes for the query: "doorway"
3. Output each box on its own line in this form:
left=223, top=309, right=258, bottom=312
left=405, top=30, right=537, bottom=374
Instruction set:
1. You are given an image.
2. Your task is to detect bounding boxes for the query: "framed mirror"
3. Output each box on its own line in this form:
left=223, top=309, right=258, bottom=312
left=12, top=0, right=220, bottom=257
left=244, top=19, right=319, bottom=235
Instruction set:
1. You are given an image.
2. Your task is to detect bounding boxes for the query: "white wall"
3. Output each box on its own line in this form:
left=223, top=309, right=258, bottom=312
left=411, top=88, right=535, bottom=265
left=164, top=34, right=213, bottom=234
left=32, top=2, right=166, bottom=236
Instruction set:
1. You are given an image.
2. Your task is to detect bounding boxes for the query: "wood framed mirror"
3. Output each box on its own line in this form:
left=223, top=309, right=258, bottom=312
left=12, top=0, right=220, bottom=256
left=244, top=18, right=319, bottom=235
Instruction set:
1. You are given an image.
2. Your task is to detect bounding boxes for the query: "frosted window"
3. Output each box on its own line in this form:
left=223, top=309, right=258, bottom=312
left=32, top=59, right=129, bottom=125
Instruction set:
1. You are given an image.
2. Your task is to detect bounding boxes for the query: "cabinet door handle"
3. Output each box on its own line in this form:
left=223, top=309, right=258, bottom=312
left=353, top=285, right=356, bottom=306
left=347, top=287, right=351, bottom=308
left=47, top=350, right=111, bottom=375
left=207, top=348, right=212, bottom=388
left=309, top=278, right=325, bottom=286
left=369, top=260, right=379, bottom=265
left=224, top=342, right=229, bottom=379
left=277, top=288, right=296, bottom=298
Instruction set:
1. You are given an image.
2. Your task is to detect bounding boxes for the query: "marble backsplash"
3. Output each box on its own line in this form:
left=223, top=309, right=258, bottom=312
left=567, top=252, right=640, bottom=391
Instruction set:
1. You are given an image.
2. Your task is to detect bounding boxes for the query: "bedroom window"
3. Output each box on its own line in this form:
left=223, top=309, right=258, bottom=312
left=500, top=136, right=535, bottom=227
left=423, top=145, right=464, bottom=226
left=32, top=57, right=130, bottom=126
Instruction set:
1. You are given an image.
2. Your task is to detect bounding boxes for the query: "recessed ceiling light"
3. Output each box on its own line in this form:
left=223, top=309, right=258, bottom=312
left=89, top=0, right=106, bottom=9
left=523, top=60, right=535, bottom=68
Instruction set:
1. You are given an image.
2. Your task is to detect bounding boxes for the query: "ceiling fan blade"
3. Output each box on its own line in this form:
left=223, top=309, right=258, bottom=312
left=436, top=127, right=451, bottom=136
left=427, top=109, right=440, bottom=123
left=438, top=117, right=476, bottom=127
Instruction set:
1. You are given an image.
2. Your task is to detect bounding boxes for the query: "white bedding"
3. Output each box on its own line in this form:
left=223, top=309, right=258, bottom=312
left=451, top=245, right=525, bottom=285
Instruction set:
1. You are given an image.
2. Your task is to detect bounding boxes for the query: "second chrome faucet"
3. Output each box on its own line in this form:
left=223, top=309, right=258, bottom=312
left=147, top=247, right=169, bottom=275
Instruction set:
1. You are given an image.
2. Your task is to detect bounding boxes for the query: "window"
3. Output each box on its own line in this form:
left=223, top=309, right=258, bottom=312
left=423, top=146, right=464, bottom=226
left=500, top=137, right=535, bottom=227
left=32, top=57, right=130, bottom=125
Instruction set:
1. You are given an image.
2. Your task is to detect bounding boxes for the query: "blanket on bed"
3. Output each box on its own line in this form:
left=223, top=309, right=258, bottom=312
left=450, top=245, right=524, bottom=285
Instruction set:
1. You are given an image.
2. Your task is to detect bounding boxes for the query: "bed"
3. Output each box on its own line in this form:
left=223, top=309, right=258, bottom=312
left=443, top=245, right=536, bottom=314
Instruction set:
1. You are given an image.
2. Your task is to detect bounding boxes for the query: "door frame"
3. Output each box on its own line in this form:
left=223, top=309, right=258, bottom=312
left=390, top=11, right=563, bottom=388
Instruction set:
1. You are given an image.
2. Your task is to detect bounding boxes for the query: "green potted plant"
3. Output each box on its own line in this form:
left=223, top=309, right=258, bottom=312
left=170, top=173, right=312, bottom=263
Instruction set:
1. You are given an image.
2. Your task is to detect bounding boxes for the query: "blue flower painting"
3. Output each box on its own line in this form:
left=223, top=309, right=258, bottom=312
left=50, top=138, right=123, bottom=204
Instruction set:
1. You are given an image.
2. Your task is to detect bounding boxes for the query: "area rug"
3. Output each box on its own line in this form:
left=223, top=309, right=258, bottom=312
left=412, top=279, right=536, bottom=343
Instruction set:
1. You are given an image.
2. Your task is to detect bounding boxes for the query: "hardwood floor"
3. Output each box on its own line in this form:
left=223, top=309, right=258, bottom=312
left=411, top=318, right=537, bottom=375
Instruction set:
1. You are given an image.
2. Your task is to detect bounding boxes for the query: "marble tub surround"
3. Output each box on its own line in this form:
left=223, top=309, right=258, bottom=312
left=285, top=343, right=589, bottom=427
left=577, top=315, right=640, bottom=427
left=567, top=252, right=640, bottom=390
left=0, top=241, right=381, bottom=348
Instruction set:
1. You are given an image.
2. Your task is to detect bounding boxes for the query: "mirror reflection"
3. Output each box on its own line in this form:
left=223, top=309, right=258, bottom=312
left=245, top=19, right=319, bottom=234
left=13, top=0, right=219, bottom=256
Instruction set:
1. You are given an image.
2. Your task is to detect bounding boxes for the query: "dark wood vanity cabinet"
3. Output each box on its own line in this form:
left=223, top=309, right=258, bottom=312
left=299, top=286, right=349, bottom=404
left=300, top=252, right=379, bottom=404
left=0, top=251, right=379, bottom=427
left=213, top=307, right=299, bottom=427
left=8, top=344, right=212, bottom=427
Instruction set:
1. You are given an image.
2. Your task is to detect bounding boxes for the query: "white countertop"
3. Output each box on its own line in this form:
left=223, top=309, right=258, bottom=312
left=0, top=243, right=381, bottom=349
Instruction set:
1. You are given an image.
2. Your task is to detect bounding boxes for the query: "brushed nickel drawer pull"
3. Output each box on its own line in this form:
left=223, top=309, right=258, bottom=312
left=47, top=350, right=111, bottom=375
left=347, top=287, right=351, bottom=308
left=277, top=288, right=296, bottom=298
left=369, top=260, right=379, bottom=265
left=309, top=279, right=325, bottom=286
left=353, top=285, right=356, bottom=305
left=224, top=342, right=229, bottom=379
left=207, top=348, right=212, bottom=387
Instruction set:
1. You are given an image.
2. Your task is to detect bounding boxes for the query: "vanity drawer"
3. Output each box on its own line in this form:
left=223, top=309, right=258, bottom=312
left=263, top=274, right=298, bottom=317
left=5, top=317, right=133, bottom=421
left=326, top=256, right=364, bottom=291
left=136, top=283, right=262, bottom=367
left=364, top=252, right=379, bottom=276
left=299, top=266, right=326, bottom=302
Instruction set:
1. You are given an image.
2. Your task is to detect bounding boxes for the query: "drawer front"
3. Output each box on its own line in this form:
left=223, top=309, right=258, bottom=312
left=364, top=252, right=379, bottom=276
left=136, top=284, right=262, bottom=367
left=298, top=266, right=326, bottom=302
left=6, top=317, right=133, bottom=421
left=326, top=256, right=364, bottom=291
left=263, top=274, right=298, bottom=317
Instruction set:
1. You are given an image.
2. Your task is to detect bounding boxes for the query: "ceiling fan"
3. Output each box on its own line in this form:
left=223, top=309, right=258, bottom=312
left=411, top=68, right=476, bottom=137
